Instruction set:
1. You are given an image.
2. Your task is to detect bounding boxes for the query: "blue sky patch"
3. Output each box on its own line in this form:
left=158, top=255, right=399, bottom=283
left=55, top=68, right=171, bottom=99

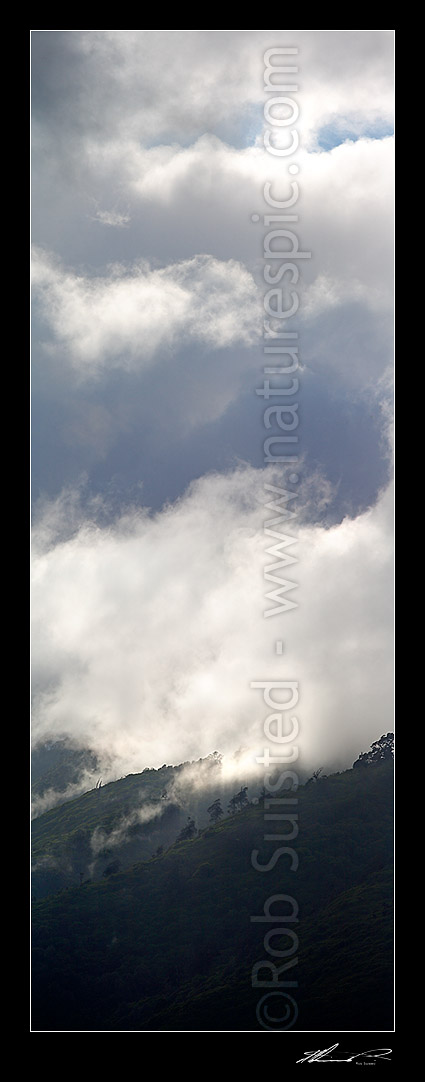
left=317, top=121, right=394, bottom=151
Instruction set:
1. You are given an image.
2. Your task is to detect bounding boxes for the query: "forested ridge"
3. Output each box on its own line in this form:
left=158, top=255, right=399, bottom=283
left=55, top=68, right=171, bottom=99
left=31, top=751, right=393, bottom=1031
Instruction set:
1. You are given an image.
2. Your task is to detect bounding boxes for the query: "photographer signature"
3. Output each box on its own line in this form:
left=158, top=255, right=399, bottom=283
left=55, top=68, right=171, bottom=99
left=297, top=1044, right=392, bottom=1064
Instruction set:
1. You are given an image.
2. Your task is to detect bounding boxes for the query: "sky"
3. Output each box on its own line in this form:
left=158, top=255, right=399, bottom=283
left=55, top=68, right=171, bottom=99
left=31, top=30, right=394, bottom=782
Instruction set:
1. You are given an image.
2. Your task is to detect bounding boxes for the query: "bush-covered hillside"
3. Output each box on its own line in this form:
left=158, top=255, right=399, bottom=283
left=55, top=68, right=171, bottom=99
left=31, top=752, right=259, bottom=898
left=31, top=760, right=393, bottom=1032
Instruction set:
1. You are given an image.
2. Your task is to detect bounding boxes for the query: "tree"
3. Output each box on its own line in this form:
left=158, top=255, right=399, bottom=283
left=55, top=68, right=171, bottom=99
left=237, top=785, right=249, bottom=809
left=176, top=817, right=197, bottom=842
left=353, top=751, right=368, bottom=769
left=353, top=733, right=394, bottom=769
left=207, top=799, right=223, bottom=823
left=370, top=733, right=394, bottom=762
left=207, top=751, right=223, bottom=769
left=227, top=786, right=249, bottom=815
left=306, top=767, right=324, bottom=786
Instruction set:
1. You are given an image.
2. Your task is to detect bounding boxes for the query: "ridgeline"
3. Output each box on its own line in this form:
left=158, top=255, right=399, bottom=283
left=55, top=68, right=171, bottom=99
left=32, top=753, right=393, bottom=1031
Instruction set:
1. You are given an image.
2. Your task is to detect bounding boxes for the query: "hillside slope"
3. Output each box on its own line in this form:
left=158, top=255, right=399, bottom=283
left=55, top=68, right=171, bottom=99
left=31, top=761, right=393, bottom=1031
left=31, top=753, right=257, bottom=898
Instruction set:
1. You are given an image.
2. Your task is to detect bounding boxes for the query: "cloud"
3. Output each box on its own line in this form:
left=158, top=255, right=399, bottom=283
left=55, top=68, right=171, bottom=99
left=90, top=803, right=164, bottom=857
left=125, top=135, right=394, bottom=314
left=32, top=31, right=393, bottom=152
left=31, top=465, right=393, bottom=777
left=37, top=128, right=393, bottom=301
left=31, top=772, right=100, bottom=819
left=91, top=209, right=131, bottom=227
left=32, top=249, right=260, bottom=376
left=31, top=33, right=394, bottom=786
left=31, top=32, right=393, bottom=296
left=32, top=131, right=393, bottom=414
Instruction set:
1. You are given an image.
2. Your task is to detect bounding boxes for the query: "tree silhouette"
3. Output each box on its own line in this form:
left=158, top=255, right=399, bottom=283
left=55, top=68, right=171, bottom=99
left=228, top=786, right=249, bottom=814
left=207, top=799, right=223, bottom=823
left=353, top=733, right=394, bottom=769
left=176, top=817, right=197, bottom=842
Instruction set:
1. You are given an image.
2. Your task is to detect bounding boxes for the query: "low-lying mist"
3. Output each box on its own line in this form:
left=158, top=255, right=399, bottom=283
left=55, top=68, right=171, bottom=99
left=32, top=464, right=393, bottom=789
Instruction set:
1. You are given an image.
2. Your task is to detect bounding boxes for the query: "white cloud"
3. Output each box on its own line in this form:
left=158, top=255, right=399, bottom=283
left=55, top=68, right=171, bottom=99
left=74, top=132, right=393, bottom=301
left=32, top=32, right=394, bottom=420
left=31, top=33, right=394, bottom=786
left=32, top=33, right=394, bottom=304
left=90, top=803, right=164, bottom=856
left=32, top=31, right=393, bottom=151
left=32, top=249, right=260, bottom=375
left=92, top=209, right=131, bottom=227
left=32, top=466, right=393, bottom=778
left=33, top=129, right=393, bottom=402
left=124, top=134, right=394, bottom=314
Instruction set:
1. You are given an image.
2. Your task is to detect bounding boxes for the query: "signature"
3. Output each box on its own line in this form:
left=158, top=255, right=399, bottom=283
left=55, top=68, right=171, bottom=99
left=297, top=1044, right=392, bottom=1064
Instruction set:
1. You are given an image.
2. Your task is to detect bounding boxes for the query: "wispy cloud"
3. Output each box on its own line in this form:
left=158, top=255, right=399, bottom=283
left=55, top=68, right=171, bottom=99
left=90, top=802, right=165, bottom=857
left=91, top=209, right=131, bottom=227
left=33, top=249, right=259, bottom=375
left=32, top=465, right=393, bottom=776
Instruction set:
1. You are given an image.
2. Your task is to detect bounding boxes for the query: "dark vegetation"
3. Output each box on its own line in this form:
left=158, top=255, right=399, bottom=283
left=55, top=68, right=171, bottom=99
left=31, top=738, right=393, bottom=1032
left=31, top=751, right=248, bottom=899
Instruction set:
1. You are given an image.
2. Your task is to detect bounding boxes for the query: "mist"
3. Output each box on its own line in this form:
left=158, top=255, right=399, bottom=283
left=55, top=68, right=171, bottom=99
left=31, top=462, right=393, bottom=780
left=31, top=29, right=393, bottom=800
